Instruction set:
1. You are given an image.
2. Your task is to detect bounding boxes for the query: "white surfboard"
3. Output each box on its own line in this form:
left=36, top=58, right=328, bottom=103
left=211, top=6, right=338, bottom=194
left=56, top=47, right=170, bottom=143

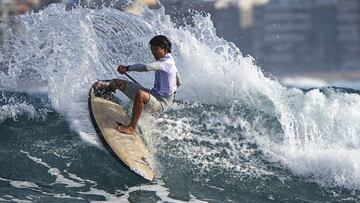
left=88, top=86, right=155, bottom=181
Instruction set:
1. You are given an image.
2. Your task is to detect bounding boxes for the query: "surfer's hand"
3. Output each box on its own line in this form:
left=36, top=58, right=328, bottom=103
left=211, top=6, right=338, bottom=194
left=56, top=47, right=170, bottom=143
left=117, top=65, right=127, bottom=74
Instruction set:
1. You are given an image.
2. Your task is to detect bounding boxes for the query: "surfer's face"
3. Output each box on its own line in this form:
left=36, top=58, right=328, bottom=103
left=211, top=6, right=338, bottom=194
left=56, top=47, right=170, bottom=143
left=150, top=45, right=167, bottom=60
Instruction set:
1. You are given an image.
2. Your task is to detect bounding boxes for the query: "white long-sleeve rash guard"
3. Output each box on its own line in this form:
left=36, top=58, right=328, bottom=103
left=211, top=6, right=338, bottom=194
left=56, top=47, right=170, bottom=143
left=127, top=53, right=181, bottom=103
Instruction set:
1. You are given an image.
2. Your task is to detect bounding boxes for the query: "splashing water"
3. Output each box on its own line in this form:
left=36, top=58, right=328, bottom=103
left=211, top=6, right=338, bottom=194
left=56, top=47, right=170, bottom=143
left=1, top=3, right=360, bottom=201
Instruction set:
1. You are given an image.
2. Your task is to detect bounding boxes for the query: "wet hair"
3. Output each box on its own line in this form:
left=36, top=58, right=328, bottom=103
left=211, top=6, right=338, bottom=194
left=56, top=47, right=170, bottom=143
left=149, top=35, right=172, bottom=53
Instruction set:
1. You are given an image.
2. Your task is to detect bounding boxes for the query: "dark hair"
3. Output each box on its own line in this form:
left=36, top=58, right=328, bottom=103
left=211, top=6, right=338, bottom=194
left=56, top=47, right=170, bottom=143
left=149, top=35, right=172, bottom=53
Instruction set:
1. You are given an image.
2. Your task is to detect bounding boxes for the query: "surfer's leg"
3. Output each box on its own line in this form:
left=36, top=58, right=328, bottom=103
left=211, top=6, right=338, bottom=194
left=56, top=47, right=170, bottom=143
left=119, top=80, right=148, bottom=101
left=118, top=89, right=150, bottom=134
left=143, top=94, right=164, bottom=113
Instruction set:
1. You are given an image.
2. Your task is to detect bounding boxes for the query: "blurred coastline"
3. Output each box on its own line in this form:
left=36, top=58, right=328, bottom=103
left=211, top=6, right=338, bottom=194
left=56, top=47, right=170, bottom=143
left=160, top=0, right=360, bottom=81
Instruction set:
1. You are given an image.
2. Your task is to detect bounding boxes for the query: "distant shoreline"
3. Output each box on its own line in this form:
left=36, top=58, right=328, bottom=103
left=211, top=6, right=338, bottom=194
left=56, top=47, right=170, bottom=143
left=277, top=70, right=360, bottom=81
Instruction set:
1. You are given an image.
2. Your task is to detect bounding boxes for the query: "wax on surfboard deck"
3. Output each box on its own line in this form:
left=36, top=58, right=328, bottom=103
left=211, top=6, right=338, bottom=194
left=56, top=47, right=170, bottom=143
left=88, top=86, right=155, bottom=181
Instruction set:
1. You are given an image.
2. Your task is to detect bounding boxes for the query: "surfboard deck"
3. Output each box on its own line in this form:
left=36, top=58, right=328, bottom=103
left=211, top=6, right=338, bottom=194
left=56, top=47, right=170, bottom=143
left=88, top=86, right=155, bottom=181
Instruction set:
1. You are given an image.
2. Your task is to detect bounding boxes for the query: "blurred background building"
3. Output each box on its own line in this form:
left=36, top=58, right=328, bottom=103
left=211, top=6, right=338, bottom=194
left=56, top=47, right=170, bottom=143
left=161, top=0, right=360, bottom=78
left=337, top=0, right=360, bottom=71
left=251, top=0, right=339, bottom=75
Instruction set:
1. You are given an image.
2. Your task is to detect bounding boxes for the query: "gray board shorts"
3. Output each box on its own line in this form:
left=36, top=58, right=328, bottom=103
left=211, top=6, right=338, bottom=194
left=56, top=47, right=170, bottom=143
left=123, top=80, right=172, bottom=113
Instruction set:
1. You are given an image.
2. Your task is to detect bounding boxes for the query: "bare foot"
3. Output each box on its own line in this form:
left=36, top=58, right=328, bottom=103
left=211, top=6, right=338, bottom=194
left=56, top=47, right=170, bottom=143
left=117, top=123, right=136, bottom=134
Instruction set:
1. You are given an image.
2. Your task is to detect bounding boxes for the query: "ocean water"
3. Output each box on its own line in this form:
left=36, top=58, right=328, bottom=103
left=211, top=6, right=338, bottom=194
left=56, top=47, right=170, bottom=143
left=1, top=3, right=360, bottom=202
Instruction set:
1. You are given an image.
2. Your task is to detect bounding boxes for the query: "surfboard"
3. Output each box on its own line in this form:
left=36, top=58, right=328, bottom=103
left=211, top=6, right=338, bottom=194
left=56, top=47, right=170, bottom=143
left=88, top=86, right=155, bottom=181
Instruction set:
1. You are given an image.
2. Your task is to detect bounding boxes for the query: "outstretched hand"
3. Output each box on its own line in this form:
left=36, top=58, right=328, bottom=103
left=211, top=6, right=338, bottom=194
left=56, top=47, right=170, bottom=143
left=117, top=65, right=127, bottom=74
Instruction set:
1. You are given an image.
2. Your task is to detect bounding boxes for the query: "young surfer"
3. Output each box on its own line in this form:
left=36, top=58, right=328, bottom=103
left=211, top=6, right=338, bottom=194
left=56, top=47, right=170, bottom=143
left=93, top=35, right=181, bottom=134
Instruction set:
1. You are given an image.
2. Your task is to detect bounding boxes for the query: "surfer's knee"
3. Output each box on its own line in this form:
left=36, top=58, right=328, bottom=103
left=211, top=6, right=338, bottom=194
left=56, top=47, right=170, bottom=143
left=135, top=90, right=150, bottom=104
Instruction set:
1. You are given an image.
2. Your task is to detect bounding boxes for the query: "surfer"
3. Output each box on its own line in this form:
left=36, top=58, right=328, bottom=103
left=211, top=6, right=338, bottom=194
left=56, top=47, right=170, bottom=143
left=93, top=35, right=181, bottom=134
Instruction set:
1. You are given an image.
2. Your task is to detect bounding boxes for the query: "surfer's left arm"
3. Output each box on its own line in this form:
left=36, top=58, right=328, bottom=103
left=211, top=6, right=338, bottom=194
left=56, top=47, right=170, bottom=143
left=129, top=61, right=164, bottom=72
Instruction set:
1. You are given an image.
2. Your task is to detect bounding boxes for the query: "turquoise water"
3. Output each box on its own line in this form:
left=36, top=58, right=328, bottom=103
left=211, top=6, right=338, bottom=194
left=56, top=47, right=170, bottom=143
left=1, top=3, right=360, bottom=202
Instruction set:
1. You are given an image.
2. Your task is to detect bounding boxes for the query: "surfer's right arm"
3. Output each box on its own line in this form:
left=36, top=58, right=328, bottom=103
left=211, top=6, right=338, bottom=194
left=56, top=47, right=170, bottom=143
left=118, top=63, right=182, bottom=87
left=126, top=62, right=163, bottom=72
left=117, top=63, right=161, bottom=74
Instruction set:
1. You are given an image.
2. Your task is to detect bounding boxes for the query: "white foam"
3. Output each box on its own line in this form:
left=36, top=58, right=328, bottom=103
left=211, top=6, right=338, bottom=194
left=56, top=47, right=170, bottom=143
left=256, top=87, right=360, bottom=189
left=20, top=150, right=85, bottom=188
left=0, top=177, right=39, bottom=190
left=0, top=197, right=11, bottom=202
left=9, top=181, right=39, bottom=189
left=276, top=146, right=360, bottom=188
left=92, top=181, right=208, bottom=203
left=1, top=173, right=85, bottom=201
left=0, top=102, right=36, bottom=123
left=16, top=150, right=206, bottom=202
left=8, top=198, right=32, bottom=203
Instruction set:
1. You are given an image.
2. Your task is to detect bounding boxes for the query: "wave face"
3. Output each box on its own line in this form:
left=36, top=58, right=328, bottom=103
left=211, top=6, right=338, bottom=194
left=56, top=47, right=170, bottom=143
left=1, top=3, right=360, bottom=202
